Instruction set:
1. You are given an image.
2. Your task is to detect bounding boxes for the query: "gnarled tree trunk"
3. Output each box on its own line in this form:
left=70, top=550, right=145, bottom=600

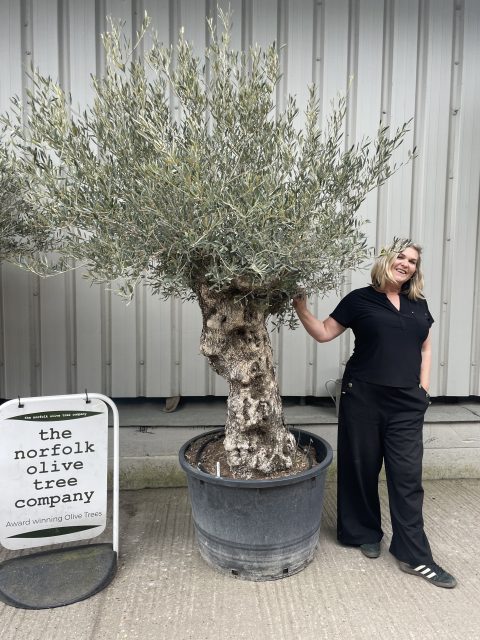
left=196, top=284, right=296, bottom=479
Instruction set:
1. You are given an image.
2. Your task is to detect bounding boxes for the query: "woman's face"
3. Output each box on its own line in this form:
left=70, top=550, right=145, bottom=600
left=392, top=246, right=419, bottom=286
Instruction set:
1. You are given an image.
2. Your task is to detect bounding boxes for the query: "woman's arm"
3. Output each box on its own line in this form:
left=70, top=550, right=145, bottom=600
left=293, top=295, right=346, bottom=343
left=420, top=330, right=432, bottom=391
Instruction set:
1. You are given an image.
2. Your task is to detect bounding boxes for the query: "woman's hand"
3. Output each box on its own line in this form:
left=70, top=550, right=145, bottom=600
left=292, top=290, right=307, bottom=312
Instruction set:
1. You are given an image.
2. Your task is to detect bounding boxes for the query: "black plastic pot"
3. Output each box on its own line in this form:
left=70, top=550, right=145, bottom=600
left=179, top=428, right=333, bottom=581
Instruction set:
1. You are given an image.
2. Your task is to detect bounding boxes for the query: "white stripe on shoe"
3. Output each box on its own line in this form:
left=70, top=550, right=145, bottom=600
left=415, top=565, right=437, bottom=579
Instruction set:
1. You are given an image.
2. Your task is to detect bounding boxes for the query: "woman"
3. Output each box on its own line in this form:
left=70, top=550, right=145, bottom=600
left=293, top=238, right=457, bottom=589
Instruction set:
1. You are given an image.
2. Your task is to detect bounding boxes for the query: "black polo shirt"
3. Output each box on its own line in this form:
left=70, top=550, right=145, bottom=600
left=330, top=286, right=434, bottom=387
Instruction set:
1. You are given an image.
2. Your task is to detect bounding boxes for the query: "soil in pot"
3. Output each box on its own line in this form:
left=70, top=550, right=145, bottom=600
left=185, top=431, right=319, bottom=480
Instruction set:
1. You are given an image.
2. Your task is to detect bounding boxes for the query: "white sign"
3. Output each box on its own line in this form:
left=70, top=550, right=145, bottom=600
left=0, top=396, right=109, bottom=550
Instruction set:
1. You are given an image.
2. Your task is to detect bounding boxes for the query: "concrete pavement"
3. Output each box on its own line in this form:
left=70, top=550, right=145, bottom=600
left=1, top=478, right=479, bottom=640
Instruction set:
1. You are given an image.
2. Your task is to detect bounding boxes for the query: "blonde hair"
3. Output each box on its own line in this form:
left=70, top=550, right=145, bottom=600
left=371, top=238, right=425, bottom=300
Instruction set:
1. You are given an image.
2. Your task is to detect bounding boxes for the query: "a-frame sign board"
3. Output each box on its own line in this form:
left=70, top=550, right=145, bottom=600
left=0, top=393, right=119, bottom=609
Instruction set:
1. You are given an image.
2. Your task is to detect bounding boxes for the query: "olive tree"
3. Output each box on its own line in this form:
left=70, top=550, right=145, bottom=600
left=1, top=13, right=411, bottom=478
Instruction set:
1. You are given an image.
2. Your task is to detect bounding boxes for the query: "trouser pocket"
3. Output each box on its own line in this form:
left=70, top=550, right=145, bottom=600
left=416, top=384, right=431, bottom=409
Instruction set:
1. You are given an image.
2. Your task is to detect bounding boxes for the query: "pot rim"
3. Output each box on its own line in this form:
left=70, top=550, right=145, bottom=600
left=179, top=427, right=333, bottom=488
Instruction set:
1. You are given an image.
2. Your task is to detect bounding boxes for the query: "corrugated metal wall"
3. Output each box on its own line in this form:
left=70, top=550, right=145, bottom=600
left=0, top=0, right=479, bottom=399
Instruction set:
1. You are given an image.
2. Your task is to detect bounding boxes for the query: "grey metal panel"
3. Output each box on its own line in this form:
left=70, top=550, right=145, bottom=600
left=32, top=0, right=70, bottom=397
left=252, top=0, right=278, bottom=50
left=145, top=295, right=175, bottom=397
left=179, top=300, right=207, bottom=396
left=179, top=0, right=207, bottom=52
left=379, top=0, right=418, bottom=244
left=446, top=0, right=480, bottom=396
left=0, top=0, right=479, bottom=399
left=38, top=274, right=67, bottom=395
left=143, top=0, right=170, bottom=47
left=0, top=1, right=22, bottom=109
left=1, top=265, right=33, bottom=398
left=472, top=206, right=480, bottom=396
left=74, top=274, right=103, bottom=396
left=425, top=0, right=454, bottom=396
left=68, top=0, right=97, bottom=108
left=110, top=285, right=137, bottom=396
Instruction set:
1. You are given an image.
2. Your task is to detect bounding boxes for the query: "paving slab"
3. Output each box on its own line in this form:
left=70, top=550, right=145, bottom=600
left=1, top=479, right=479, bottom=640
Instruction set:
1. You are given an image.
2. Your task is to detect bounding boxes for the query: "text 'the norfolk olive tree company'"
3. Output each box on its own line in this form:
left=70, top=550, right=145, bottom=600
left=1, top=12, right=412, bottom=479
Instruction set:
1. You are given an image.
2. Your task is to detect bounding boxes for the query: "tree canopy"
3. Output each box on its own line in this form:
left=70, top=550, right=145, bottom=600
left=1, top=12, right=411, bottom=324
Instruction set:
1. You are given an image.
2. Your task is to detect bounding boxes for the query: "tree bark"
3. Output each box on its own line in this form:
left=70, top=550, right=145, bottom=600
left=196, top=284, right=296, bottom=478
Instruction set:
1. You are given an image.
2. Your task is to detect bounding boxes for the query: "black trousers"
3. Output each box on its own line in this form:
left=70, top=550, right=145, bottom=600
left=337, top=377, right=433, bottom=565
